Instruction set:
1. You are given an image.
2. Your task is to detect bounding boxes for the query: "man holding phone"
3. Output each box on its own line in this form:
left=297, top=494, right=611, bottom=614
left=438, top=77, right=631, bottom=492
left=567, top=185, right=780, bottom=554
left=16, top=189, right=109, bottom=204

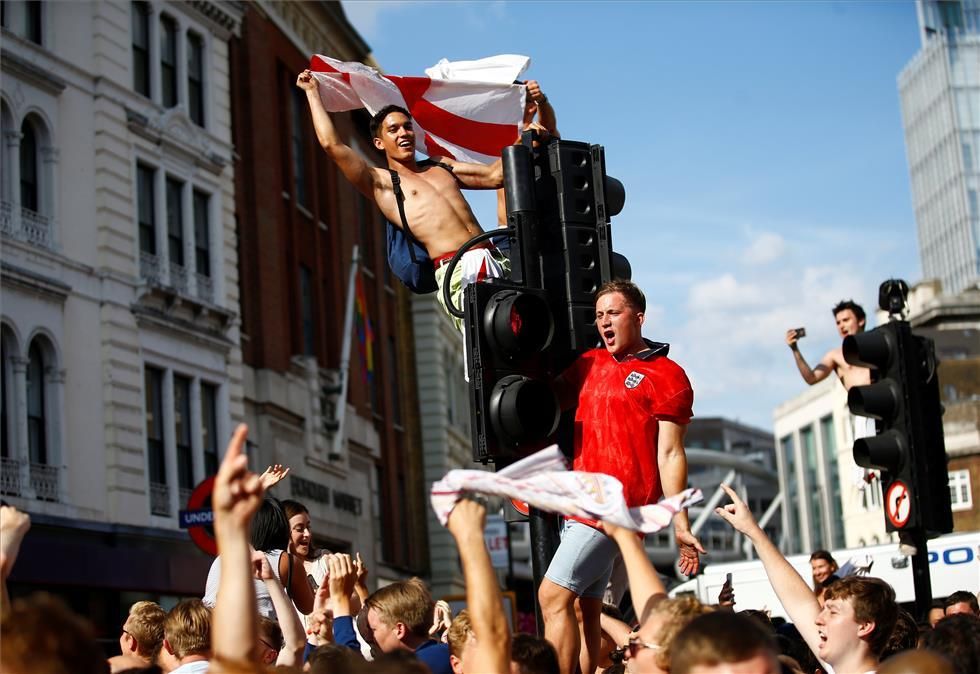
left=784, top=300, right=870, bottom=391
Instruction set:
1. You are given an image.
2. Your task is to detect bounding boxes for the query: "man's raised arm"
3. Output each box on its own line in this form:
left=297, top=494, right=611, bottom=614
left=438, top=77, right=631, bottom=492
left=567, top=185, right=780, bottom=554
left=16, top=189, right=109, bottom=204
left=715, top=484, right=822, bottom=657
left=296, top=70, right=377, bottom=198
left=437, top=156, right=504, bottom=190
left=785, top=329, right=833, bottom=385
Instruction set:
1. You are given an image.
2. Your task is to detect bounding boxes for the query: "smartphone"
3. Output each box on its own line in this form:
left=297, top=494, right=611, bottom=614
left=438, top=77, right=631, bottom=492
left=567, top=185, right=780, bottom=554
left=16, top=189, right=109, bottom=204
left=724, top=572, right=733, bottom=587
left=794, top=327, right=806, bottom=339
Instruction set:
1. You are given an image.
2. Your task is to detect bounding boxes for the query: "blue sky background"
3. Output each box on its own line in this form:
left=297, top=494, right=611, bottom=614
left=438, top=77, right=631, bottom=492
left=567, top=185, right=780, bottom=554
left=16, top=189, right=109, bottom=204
left=340, top=0, right=923, bottom=431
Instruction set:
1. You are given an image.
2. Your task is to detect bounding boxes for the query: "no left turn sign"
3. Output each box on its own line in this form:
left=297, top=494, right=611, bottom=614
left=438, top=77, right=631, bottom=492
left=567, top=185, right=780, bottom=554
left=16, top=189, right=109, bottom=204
left=886, top=480, right=911, bottom=529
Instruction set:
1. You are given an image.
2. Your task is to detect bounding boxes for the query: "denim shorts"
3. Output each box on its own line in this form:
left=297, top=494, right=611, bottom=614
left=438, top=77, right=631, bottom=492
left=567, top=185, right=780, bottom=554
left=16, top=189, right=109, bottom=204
left=544, top=519, right=619, bottom=599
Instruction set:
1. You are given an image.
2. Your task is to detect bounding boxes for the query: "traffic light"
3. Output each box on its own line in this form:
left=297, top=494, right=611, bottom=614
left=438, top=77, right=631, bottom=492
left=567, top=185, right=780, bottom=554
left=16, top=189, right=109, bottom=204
left=843, top=320, right=952, bottom=535
left=534, top=140, right=627, bottom=356
left=465, top=279, right=560, bottom=464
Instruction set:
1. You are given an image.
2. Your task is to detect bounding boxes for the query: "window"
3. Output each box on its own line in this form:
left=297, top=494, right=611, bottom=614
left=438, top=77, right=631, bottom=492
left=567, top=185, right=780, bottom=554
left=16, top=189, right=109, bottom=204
left=144, top=366, right=166, bottom=486
left=166, top=177, right=184, bottom=266
left=187, top=32, right=205, bottom=126
left=290, top=87, right=309, bottom=207
left=174, top=375, right=193, bottom=495
left=820, top=415, right=845, bottom=548
left=193, top=190, right=210, bottom=276
left=132, top=2, right=151, bottom=97
left=780, top=434, right=801, bottom=553
left=949, top=470, right=973, bottom=511
left=801, top=425, right=824, bottom=550
left=201, top=383, right=218, bottom=475
left=160, top=15, right=178, bottom=108
left=137, top=163, right=156, bottom=254
left=20, top=120, right=38, bottom=212
left=25, top=0, right=41, bottom=44
left=299, top=265, right=315, bottom=355
left=26, top=341, right=45, bottom=464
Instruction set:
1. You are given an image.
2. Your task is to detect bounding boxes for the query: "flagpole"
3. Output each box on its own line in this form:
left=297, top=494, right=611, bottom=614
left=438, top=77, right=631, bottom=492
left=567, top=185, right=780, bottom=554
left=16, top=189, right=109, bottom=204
left=332, top=244, right=359, bottom=460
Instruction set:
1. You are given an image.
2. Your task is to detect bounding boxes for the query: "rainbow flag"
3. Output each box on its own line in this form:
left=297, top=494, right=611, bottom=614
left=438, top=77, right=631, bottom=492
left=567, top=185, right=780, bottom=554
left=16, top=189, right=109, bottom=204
left=354, top=271, right=375, bottom=385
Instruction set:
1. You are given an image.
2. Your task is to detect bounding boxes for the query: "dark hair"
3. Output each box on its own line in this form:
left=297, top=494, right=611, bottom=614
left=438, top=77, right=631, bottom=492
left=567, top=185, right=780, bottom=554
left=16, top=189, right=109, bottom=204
left=511, top=633, right=560, bottom=674
left=308, top=643, right=355, bottom=674
left=671, top=612, right=777, bottom=674
left=281, top=499, right=309, bottom=521
left=258, top=615, right=284, bottom=651
left=942, top=590, right=979, bottom=614
left=250, top=497, right=290, bottom=551
left=809, top=549, right=837, bottom=566
left=369, top=104, right=411, bottom=139
left=596, top=280, right=646, bottom=313
left=0, top=593, right=108, bottom=674
left=880, top=607, right=918, bottom=661
left=832, top=299, right=866, bottom=322
left=920, top=614, right=980, bottom=674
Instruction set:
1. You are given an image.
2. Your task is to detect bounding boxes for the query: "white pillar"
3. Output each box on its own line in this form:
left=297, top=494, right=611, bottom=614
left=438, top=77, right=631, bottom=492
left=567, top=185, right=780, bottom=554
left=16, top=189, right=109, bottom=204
left=40, top=146, right=59, bottom=249
left=5, top=130, right=22, bottom=235
left=148, top=2, right=161, bottom=104
left=154, top=167, right=168, bottom=282
left=162, top=369, right=178, bottom=519
left=190, top=376, right=204, bottom=485
left=47, top=367, right=66, bottom=500
left=182, top=178, right=194, bottom=296
left=176, top=19, right=188, bottom=113
left=11, top=357, right=33, bottom=498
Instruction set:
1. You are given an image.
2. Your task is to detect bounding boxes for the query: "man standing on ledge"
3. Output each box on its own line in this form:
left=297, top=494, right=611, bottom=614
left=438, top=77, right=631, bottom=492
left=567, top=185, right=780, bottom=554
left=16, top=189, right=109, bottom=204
left=296, top=70, right=508, bottom=325
left=540, top=280, right=704, bottom=674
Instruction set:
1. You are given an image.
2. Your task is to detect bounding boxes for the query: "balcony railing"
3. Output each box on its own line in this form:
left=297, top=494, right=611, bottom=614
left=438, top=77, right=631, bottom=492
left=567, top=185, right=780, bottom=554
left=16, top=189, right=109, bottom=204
left=21, top=208, right=54, bottom=249
left=140, top=251, right=165, bottom=286
left=1, top=456, right=23, bottom=495
left=169, top=262, right=188, bottom=295
left=29, top=462, right=60, bottom=502
left=150, top=481, right=171, bottom=517
left=0, top=200, right=56, bottom=251
left=179, top=487, right=193, bottom=508
left=195, top=272, right=214, bottom=304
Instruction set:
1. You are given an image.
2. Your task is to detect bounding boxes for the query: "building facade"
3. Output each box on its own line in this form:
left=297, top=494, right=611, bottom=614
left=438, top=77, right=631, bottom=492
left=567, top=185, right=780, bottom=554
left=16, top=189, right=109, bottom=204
left=230, top=1, right=428, bottom=582
left=2, top=0, right=243, bottom=634
left=898, top=0, right=980, bottom=295
left=773, top=378, right=890, bottom=553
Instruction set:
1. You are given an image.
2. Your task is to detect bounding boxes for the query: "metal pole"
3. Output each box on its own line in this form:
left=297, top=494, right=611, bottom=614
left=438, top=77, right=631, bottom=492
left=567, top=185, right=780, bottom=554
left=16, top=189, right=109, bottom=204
left=528, top=506, right=560, bottom=636
left=332, top=245, right=360, bottom=459
left=909, top=528, right=932, bottom=622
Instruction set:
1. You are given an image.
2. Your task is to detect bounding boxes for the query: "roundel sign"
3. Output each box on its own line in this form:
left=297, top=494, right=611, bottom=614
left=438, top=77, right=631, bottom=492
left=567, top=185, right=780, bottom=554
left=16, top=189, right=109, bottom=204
left=180, top=476, right=217, bottom=556
left=885, top=480, right=911, bottom=529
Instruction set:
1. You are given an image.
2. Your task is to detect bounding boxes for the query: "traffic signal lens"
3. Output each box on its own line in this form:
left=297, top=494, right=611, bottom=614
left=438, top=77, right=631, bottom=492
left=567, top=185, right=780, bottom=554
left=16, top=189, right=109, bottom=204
left=489, top=375, right=560, bottom=444
left=853, top=429, right=907, bottom=473
left=843, top=331, right=894, bottom=370
left=847, top=381, right=900, bottom=420
left=485, top=291, right=554, bottom=356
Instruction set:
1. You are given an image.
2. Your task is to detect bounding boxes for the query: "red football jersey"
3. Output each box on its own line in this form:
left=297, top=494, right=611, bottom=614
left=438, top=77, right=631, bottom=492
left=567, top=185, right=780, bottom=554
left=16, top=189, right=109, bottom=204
left=562, top=346, right=694, bottom=511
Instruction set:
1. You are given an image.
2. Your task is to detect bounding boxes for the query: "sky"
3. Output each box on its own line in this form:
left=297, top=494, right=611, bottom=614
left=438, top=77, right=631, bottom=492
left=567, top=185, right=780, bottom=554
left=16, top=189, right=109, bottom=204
left=339, top=0, right=924, bottom=431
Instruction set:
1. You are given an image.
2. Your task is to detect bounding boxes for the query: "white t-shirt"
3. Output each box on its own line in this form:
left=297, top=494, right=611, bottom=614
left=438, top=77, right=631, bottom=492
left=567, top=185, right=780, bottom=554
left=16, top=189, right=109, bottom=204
left=202, top=549, right=284, bottom=619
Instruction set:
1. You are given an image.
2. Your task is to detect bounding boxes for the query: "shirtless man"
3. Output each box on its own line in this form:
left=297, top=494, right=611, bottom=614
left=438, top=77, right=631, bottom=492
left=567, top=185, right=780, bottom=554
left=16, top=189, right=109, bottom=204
left=296, top=70, right=507, bottom=325
left=495, top=79, right=559, bottom=225
left=785, top=300, right=870, bottom=390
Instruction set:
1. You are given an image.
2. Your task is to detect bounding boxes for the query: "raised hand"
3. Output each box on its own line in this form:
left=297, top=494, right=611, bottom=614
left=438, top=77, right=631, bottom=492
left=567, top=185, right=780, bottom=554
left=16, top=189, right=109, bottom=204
left=296, top=69, right=317, bottom=92
left=429, top=599, right=453, bottom=639
left=714, top=483, right=761, bottom=536
left=251, top=549, right=275, bottom=581
left=327, top=553, right=357, bottom=616
left=258, top=464, right=290, bottom=490
left=447, top=496, right=486, bottom=541
left=213, top=424, right=265, bottom=531
left=0, top=506, right=31, bottom=580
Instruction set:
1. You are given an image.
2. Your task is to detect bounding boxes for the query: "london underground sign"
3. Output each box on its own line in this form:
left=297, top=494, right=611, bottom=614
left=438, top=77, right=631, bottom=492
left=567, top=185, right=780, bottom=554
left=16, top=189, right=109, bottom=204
left=180, top=476, right=217, bottom=556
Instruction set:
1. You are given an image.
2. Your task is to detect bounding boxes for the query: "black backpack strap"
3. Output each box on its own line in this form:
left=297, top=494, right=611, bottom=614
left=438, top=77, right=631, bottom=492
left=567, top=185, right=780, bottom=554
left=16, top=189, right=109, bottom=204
left=388, top=169, right=421, bottom=263
left=418, top=158, right=455, bottom=174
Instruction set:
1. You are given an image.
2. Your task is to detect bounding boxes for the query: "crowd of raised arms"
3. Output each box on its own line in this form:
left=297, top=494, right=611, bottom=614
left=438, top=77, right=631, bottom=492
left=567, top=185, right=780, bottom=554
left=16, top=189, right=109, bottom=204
left=1, top=426, right=978, bottom=674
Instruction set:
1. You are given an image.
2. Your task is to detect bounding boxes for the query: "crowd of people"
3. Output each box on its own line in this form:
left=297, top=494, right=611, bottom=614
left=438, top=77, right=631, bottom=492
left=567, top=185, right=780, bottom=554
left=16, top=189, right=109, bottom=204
left=1, top=424, right=978, bottom=674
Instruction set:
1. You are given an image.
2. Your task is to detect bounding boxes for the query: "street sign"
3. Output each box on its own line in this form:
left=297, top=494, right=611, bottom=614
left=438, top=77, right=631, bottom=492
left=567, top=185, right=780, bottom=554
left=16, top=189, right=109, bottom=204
left=181, top=476, right=217, bottom=556
left=886, top=480, right=911, bottom=529
left=484, top=515, right=510, bottom=569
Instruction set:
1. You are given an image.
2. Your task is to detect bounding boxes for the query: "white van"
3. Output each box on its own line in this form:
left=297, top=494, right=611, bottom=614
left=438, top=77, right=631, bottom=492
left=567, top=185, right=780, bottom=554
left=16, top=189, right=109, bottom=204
left=669, top=531, right=980, bottom=619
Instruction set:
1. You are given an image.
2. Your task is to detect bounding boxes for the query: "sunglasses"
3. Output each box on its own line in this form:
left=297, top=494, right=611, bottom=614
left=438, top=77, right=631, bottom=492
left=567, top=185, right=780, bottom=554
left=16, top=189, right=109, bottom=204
left=627, top=635, right=662, bottom=658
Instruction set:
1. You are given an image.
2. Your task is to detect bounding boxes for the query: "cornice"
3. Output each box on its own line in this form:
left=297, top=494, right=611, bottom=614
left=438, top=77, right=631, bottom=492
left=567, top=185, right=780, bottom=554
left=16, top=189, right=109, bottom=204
left=0, top=49, right=68, bottom=95
left=127, top=107, right=228, bottom=174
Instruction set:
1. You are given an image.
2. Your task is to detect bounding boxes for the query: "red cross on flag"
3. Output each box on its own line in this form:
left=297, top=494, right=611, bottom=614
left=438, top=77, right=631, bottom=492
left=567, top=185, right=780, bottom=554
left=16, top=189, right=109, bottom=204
left=308, top=54, right=527, bottom=165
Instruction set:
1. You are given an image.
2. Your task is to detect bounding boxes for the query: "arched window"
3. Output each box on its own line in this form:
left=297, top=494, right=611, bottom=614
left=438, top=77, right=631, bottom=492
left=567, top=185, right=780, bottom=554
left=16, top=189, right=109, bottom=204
left=26, top=340, right=46, bottom=464
left=20, top=120, right=38, bottom=212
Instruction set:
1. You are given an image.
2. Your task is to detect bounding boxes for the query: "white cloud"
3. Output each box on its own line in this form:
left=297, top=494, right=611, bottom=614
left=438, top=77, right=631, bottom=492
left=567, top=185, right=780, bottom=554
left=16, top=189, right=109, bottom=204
left=743, top=232, right=786, bottom=265
left=341, top=1, right=418, bottom=42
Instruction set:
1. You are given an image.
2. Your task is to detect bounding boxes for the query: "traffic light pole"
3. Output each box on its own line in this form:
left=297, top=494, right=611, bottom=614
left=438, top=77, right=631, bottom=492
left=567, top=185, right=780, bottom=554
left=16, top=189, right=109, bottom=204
left=528, top=506, right=560, bottom=635
left=908, top=528, right=932, bottom=622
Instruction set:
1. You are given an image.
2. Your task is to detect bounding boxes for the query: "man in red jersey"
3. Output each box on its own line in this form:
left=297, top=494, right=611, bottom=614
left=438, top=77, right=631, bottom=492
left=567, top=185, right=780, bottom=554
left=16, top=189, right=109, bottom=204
left=538, top=280, right=704, bottom=674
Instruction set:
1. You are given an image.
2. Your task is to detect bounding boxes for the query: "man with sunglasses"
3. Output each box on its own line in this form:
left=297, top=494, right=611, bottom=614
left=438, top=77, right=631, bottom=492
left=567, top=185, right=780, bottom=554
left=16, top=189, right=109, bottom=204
left=539, top=280, right=704, bottom=674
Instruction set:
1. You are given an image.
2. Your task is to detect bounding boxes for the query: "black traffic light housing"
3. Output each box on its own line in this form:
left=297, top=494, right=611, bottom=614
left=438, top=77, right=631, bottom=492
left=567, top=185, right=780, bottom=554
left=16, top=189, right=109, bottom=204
left=465, top=279, right=560, bottom=464
left=843, top=319, right=952, bottom=536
